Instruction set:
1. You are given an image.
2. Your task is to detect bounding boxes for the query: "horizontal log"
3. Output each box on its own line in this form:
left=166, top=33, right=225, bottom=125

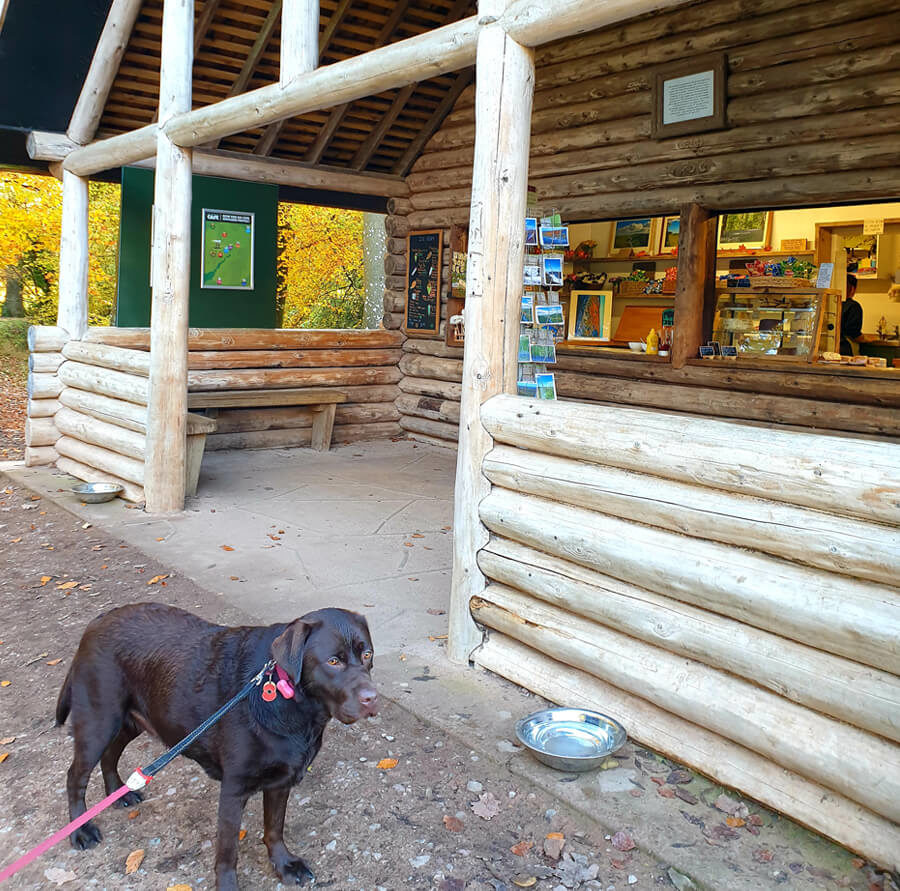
left=27, top=325, right=69, bottom=352
left=473, top=586, right=900, bottom=821
left=206, top=420, right=401, bottom=451
left=398, top=376, right=463, bottom=401
left=384, top=274, right=407, bottom=292
left=26, top=398, right=60, bottom=418
left=481, top=394, right=900, bottom=524
left=59, top=387, right=147, bottom=433
left=210, top=402, right=400, bottom=434
left=383, top=312, right=405, bottom=330
left=549, top=353, right=900, bottom=408
left=56, top=435, right=144, bottom=485
left=553, top=370, right=900, bottom=436
left=24, top=416, right=59, bottom=447
left=24, top=445, right=59, bottom=467
left=187, top=366, right=401, bottom=391
left=384, top=290, right=406, bottom=313
left=475, top=634, right=900, bottom=870
left=399, top=353, right=463, bottom=383
left=385, top=197, right=411, bottom=216
left=403, top=431, right=459, bottom=450
left=479, top=538, right=899, bottom=742
left=185, top=348, right=401, bottom=370
left=395, top=393, right=461, bottom=425
left=384, top=216, right=409, bottom=238
left=27, top=372, right=63, bottom=400
left=479, top=488, right=900, bottom=673
left=59, top=361, right=149, bottom=405
left=26, top=130, right=78, bottom=161
left=28, top=352, right=64, bottom=373
left=83, top=326, right=404, bottom=350
left=386, top=238, right=407, bottom=255
left=56, top=455, right=144, bottom=504
left=55, top=407, right=146, bottom=461
left=402, top=338, right=464, bottom=359
left=399, top=415, right=459, bottom=442
left=384, top=254, right=406, bottom=276
left=62, top=340, right=151, bottom=376
left=331, top=421, right=402, bottom=444
left=484, top=445, right=899, bottom=586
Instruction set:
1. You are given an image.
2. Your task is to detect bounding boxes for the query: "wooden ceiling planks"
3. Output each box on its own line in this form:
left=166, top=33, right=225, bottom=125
left=95, top=0, right=475, bottom=179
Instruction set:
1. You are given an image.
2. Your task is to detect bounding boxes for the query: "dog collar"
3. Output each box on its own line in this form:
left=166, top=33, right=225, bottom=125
left=261, top=663, right=295, bottom=702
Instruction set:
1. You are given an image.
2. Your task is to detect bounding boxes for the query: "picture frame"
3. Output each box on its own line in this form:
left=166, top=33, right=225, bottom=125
left=658, top=216, right=680, bottom=255
left=718, top=211, right=773, bottom=251
left=566, top=290, right=614, bottom=343
left=403, top=229, right=443, bottom=335
left=201, top=208, right=255, bottom=290
left=541, top=254, right=564, bottom=287
left=608, top=218, right=660, bottom=256
left=651, top=53, right=727, bottom=140
left=524, top=217, right=538, bottom=246
left=539, top=226, right=569, bottom=249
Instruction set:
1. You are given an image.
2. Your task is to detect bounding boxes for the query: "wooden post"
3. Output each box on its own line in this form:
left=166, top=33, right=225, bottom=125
left=66, top=0, right=143, bottom=145
left=281, top=0, right=319, bottom=83
left=57, top=169, right=89, bottom=340
left=448, top=5, right=535, bottom=664
left=672, top=203, right=718, bottom=368
left=145, top=0, right=193, bottom=513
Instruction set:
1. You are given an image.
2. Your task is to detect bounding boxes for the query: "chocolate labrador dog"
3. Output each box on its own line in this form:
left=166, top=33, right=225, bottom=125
left=55, top=603, right=377, bottom=889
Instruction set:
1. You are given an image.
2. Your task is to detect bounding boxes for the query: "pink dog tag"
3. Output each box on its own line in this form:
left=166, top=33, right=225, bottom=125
left=274, top=665, right=295, bottom=699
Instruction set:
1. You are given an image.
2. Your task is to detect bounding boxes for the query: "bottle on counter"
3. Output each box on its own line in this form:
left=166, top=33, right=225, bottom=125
left=646, top=328, right=659, bottom=355
left=659, top=326, right=671, bottom=357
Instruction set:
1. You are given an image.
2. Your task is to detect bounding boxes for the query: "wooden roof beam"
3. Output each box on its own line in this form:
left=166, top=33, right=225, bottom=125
left=350, top=84, right=415, bottom=169
left=67, top=0, right=143, bottom=145
left=193, top=0, right=223, bottom=56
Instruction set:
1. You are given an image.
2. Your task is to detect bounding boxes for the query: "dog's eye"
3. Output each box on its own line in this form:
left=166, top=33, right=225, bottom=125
left=327, top=657, right=341, bottom=667
left=362, top=650, right=373, bottom=661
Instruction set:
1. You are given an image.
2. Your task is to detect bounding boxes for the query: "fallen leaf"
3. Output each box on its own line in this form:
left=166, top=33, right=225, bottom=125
left=377, top=758, right=398, bottom=770
left=629, top=789, right=643, bottom=798
left=125, top=849, right=144, bottom=874
left=46, top=658, right=63, bottom=666
left=713, top=793, right=741, bottom=815
left=611, top=830, right=636, bottom=852
left=221, top=545, right=235, bottom=551
left=675, top=787, right=698, bottom=805
left=128, top=809, right=140, bottom=820
left=666, top=769, right=693, bottom=785
left=56, top=581, right=78, bottom=591
left=403, top=542, right=414, bottom=547
left=748, top=814, right=763, bottom=826
left=442, top=815, right=464, bottom=832
left=650, top=776, right=665, bottom=785
left=44, top=868, right=77, bottom=886
left=166, top=886, right=192, bottom=891
left=10, top=537, right=21, bottom=543
left=427, top=608, right=446, bottom=616
left=147, top=574, right=169, bottom=585
left=428, top=634, right=448, bottom=641
left=30, top=494, right=40, bottom=501
left=156, top=537, right=165, bottom=542
left=230, top=576, right=239, bottom=581
left=725, top=816, right=745, bottom=828
left=752, top=848, right=774, bottom=863
left=38, top=576, right=52, bottom=586
left=0, top=737, right=15, bottom=745
left=512, top=877, right=537, bottom=888
left=268, top=534, right=281, bottom=541
left=543, top=832, right=565, bottom=859
left=0, top=681, right=10, bottom=687
left=851, top=858, right=865, bottom=869
left=101, top=564, right=108, bottom=569
left=238, top=829, right=247, bottom=840
left=411, top=533, right=424, bottom=538
left=704, top=823, right=740, bottom=843
left=657, top=786, right=676, bottom=798
left=471, top=791, right=500, bottom=820
left=610, top=857, right=629, bottom=869
left=440, top=879, right=465, bottom=891
left=510, top=840, right=533, bottom=857
left=0, top=753, right=9, bottom=763
left=91, top=545, right=103, bottom=551
left=599, top=757, right=619, bottom=770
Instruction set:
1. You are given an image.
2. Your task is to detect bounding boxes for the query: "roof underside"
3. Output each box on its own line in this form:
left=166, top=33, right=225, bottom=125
left=100, top=0, right=475, bottom=176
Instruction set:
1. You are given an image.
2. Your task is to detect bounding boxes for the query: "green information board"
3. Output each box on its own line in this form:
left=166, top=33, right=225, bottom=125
left=201, top=208, right=255, bottom=289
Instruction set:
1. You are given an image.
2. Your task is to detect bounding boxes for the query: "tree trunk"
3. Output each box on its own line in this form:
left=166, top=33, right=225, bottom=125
left=2, top=268, right=24, bottom=317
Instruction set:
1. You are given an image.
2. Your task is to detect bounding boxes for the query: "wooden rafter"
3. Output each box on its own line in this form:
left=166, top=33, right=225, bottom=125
left=227, top=1, right=283, bottom=98
left=393, top=68, right=474, bottom=176
left=350, top=83, right=415, bottom=170
left=193, top=0, right=222, bottom=56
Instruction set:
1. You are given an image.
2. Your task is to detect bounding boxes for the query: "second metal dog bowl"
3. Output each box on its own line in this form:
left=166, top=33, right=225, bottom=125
left=515, top=707, right=627, bottom=772
left=72, top=482, right=124, bottom=503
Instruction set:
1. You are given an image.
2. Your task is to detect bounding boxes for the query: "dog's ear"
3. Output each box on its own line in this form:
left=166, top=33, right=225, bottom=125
left=271, top=619, right=316, bottom=684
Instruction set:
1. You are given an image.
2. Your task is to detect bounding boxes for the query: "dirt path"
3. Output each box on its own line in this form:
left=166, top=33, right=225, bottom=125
left=0, top=477, right=672, bottom=891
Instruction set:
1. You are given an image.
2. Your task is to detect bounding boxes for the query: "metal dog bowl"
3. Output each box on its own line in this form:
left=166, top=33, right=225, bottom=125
left=72, top=482, right=124, bottom=503
left=516, top=708, right=626, bottom=772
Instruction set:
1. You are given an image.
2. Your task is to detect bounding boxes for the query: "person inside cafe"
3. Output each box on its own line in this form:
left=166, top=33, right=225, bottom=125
left=840, top=272, right=863, bottom=355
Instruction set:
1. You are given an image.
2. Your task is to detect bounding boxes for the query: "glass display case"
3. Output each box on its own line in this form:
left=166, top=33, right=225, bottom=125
left=712, top=286, right=840, bottom=361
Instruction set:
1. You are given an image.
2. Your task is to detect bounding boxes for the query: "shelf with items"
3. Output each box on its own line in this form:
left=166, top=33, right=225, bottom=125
left=711, top=285, right=840, bottom=363
left=571, top=250, right=815, bottom=265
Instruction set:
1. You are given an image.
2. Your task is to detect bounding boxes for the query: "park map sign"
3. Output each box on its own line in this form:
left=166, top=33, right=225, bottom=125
left=201, top=208, right=255, bottom=290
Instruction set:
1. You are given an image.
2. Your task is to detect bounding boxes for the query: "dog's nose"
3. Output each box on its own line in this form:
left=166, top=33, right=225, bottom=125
left=359, top=688, right=378, bottom=711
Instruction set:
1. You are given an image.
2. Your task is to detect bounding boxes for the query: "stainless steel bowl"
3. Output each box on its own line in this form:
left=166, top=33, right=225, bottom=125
left=515, top=707, right=627, bottom=772
left=72, top=482, right=124, bottom=503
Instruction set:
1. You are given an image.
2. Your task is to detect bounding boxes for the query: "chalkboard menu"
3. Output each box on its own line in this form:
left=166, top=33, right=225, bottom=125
left=403, top=229, right=443, bottom=334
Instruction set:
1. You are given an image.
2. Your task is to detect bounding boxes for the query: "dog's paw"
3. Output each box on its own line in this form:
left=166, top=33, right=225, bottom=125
left=71, top=821, right=103, bottom=850
left=119, top=790, right=144, bottom=807
left=276, top=856, right=315, bottom=885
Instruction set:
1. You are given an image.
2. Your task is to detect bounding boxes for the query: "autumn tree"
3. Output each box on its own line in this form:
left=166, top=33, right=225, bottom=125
left=277, top=203, right=365, bottom=328
left=0, top=171, right=120, bottom=324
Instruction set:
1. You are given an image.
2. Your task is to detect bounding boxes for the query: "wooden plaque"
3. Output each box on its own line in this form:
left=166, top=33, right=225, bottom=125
left=403, top=229, right=443, bottom=335
left=651, top=53, right=727, bottom=140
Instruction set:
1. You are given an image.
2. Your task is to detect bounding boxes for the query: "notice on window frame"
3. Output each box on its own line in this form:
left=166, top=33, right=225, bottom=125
left=651, top=54, right=727, bottom=139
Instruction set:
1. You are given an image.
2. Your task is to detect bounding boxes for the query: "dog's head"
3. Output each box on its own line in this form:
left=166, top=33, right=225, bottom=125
left=271, top=608, right=377, bottom=724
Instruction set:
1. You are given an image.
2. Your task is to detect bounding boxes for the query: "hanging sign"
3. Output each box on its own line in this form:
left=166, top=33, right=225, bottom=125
left=816, top=262, right=835, bottom=289
left=403, top=230, right=443, bottom=334
left=863, top=219, right=885, bottom=235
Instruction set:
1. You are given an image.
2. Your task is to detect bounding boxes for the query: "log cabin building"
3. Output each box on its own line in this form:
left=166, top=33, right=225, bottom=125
left=3, top=0, right=899, bottom=869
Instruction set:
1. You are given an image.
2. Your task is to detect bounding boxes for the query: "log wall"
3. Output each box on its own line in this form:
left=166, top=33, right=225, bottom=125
left=396, top=0, right=900, bottom=440
left=24, top=327, right=67, bottom=467
left=472, top=393, right=900, bottom=869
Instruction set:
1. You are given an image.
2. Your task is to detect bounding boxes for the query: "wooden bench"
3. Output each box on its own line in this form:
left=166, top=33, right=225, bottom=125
left=187, top=388, right=348, bottom=452
left=185, top=412, right=218, bottom=497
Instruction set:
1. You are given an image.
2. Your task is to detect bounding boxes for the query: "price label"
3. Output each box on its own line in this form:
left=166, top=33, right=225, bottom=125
left=863, top=219, right=884, bottom=235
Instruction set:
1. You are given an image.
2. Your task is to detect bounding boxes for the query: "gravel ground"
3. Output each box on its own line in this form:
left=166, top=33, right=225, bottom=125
left=0, top=478, right=672, bottom=891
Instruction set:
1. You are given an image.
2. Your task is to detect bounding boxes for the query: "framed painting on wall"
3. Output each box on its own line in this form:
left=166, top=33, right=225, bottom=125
left=718, top=211, right=773, bottom=251
left=566, top=290, right=613, bottom=344
left=609, top=218, right=660, bottom=255
left=658, top=216, right=680, bottom=255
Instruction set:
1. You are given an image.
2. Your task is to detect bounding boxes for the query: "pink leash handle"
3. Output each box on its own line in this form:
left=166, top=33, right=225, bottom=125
left=0, top=771, right=150, bottom=884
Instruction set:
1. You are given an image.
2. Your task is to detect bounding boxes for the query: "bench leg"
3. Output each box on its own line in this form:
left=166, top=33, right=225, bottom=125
left=310, top=404, right=337, bottom=452
left=185, top=433, right=207, bottom=496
